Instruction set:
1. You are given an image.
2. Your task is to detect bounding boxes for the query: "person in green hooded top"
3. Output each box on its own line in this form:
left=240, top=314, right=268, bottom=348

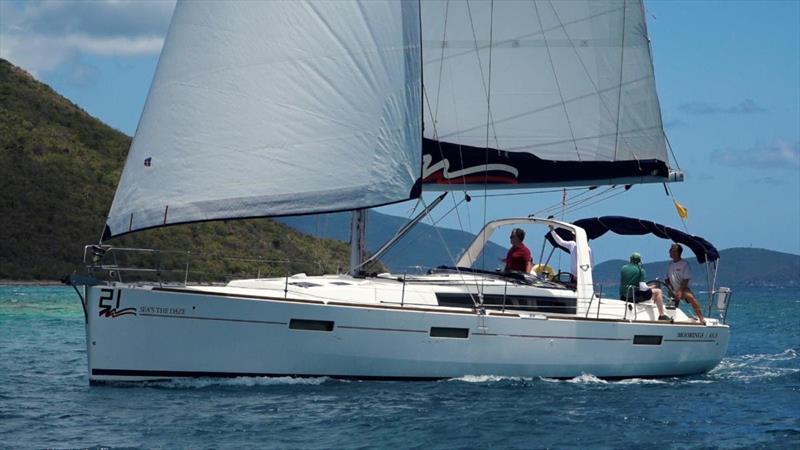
left=620, top=252, right=670, bottom=321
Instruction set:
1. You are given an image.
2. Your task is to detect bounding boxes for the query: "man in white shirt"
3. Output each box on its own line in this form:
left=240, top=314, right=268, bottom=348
left=548, top=225, right=594, bottom=276
left=667, top=243, right=705, bottom=324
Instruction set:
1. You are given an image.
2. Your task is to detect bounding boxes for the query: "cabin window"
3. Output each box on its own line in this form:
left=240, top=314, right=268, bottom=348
left=435, top=293, right=576, bottom=314
left=633, top=335, right=663, bottom=345
left=289, top=319, right=334, bottom=332
left=430, top=327, right=469, bottom=339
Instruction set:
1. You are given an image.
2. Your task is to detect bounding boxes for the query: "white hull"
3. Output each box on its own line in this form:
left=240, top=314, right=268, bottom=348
left=84, top=276, right=729, bottom=382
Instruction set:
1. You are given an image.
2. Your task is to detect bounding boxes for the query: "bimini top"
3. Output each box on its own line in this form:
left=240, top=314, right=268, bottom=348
left=547, top=216, right=720, bottom=263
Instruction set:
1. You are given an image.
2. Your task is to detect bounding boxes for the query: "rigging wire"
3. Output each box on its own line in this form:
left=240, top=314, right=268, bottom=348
left=532, top=186, right=633, bottom=272
left=663, top=182, right=690, bottom=232
left=423, top=0, right=472, bottom=237
left=532, top=0, right=582, bottom=161
left=472, top=186, right=590, bottom=198
left=405, top=198, right=423, bottom=219
left=546, top=1, right=618, bottom=123
left=664, top=131, right=682, bottom=172
left=432, top=0, right=450, bottom=124
left=612, top=0, right=627, bottom=161
left=419, top=196, right=484, bottom=305
left=465, top=0, right=500, bottom=149
left=388, top=185, right=630, bottom=280
left=422, top=88, right=470, bottom=236
left=556, top=187, right=616, bottom=215
left=443, top=54, right=475, bottom=232
left=416, top=0, right=503, bottom=303
left=479, top=0, right=495, bottom=297
left=530, top=186, right=606, bottom=217
left=558, top=186, right=631, bottom=216
left=435, top=107, right=658, bottom=151
left=557, top=188, right=566, bottom=270
left=391, top=195, right=468, bottom=256
left=429, top=4, right=625, bottom=76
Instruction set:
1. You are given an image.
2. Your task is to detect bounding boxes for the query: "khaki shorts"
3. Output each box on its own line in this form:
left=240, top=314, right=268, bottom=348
left=676, top=287, right=693, bottom=300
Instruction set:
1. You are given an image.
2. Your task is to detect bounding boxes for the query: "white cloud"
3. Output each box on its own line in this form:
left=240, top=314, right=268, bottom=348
left=1, top=33, right=164, bottom=75
left=711, top=140, right=800, bottom=170
left=64, top=34, right=165, bottom=56
left=0, top=0, right=174, bottom=76
left=12, top=0, right=176, bottom=37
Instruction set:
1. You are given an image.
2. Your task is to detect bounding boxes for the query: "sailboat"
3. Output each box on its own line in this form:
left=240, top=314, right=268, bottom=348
left=69, top=0, right=731, bottom=383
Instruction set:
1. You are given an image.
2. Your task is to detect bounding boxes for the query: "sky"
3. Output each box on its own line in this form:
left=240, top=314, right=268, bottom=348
left=1, top=0, right=798, bottom=267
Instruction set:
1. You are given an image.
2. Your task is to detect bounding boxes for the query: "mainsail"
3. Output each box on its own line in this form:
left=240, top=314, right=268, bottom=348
left=420, top=0, right=672, bottom=189
left=104, top=1, right=422, bottom=239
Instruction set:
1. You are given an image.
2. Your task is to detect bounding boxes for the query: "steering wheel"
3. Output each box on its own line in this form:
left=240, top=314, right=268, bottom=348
left=555, top=271, right=576, bottom=287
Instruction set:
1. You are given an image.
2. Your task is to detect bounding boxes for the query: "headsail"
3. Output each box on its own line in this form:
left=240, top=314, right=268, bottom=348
left=421, top=0, right=673, bottom=189
left=105, top=1, right=422, bottom=239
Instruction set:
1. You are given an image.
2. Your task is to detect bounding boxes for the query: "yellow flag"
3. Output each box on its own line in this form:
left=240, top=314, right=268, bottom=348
left=673, top=200, right=689, bottom=220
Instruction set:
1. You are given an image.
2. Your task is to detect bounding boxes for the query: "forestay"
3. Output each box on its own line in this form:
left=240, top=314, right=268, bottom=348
left=421, top=0, right=672, bottom=189
left=104, top=1, right=422, bottom=239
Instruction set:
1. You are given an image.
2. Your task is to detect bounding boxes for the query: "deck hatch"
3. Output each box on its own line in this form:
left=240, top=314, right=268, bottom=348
left=430, top=327, right=469, bottom=339
left=288, top=282, right=322, bottom=288
left=289, top=319, right=334, bottom=332
left=633, top=335, right=663, bottom=345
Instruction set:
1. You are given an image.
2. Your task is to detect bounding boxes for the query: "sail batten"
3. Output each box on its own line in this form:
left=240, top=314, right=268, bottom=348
left=105, top=0, right=422, bottom=239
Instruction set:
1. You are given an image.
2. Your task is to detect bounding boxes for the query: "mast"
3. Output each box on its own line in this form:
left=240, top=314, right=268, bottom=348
left=349, top=209, right=367, bottom=273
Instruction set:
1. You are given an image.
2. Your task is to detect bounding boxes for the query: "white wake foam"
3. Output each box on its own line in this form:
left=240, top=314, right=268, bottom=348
left=615, top=378, right=668, bottom=385
left=709, top=348, right=799, bottom=382
left=449, top=374, right=534, bottom=383
left=541, top=374, right=671, bottom=385
left=565, top=373, right=608, bottom=384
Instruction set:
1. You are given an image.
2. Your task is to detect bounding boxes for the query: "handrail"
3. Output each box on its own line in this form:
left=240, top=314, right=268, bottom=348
left=708, top=287, right=733, bottom=324
left=83, top=245, right=328, bottom=286
left=623, top=285, right=637, bottom=321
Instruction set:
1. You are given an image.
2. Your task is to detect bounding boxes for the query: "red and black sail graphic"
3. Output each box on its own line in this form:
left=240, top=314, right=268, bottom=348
left=421, top=138, right=669, bottom=187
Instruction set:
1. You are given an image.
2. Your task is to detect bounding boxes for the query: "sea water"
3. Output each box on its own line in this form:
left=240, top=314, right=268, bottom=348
left=1, top=285, right=797, bottom=449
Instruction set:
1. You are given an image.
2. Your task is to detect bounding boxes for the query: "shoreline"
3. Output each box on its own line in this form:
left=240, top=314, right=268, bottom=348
left=0, top=280, right=64, bottom=286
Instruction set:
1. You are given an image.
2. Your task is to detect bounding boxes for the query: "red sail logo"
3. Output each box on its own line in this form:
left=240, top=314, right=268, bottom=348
left=422, top=154, right=519, bottom=185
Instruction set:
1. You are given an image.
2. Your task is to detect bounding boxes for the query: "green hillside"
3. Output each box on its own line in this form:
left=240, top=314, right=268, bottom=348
left=0, top=59, right=356, bottom=281
left=593, top=247, right=800, bottom=288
